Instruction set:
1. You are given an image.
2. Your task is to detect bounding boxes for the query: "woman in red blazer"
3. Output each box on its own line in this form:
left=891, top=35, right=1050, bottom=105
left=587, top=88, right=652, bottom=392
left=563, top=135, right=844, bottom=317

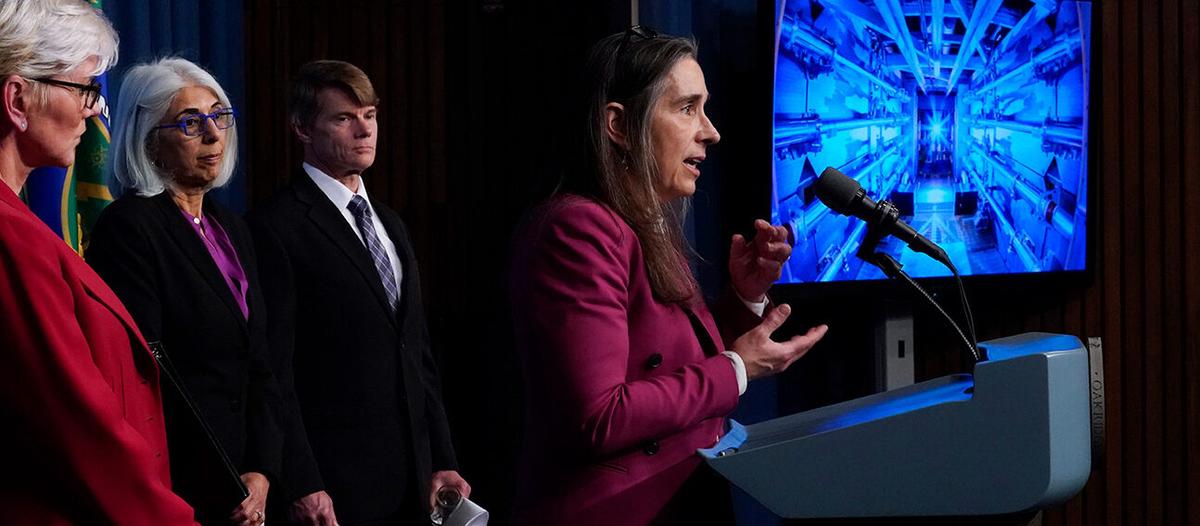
left=0, top=1, right=195, bottom=524
left=510, top=28, right=828, bottom=525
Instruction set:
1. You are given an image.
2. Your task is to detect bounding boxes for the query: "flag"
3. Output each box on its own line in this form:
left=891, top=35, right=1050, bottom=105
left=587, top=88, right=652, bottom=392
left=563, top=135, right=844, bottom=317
left=23, top=165, right=77, bottom=250
left=24, top=0, right=111, bottom=255
left=75, top=81, right=113, bottom=252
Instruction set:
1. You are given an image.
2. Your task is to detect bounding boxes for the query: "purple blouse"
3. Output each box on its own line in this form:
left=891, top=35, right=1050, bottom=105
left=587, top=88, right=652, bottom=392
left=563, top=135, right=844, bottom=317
left=179, top=208, right=249, bottom=319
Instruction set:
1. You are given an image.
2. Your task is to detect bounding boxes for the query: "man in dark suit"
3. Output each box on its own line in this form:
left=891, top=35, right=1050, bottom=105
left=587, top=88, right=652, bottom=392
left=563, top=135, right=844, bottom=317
left=247, top=60, right=469, bottom=526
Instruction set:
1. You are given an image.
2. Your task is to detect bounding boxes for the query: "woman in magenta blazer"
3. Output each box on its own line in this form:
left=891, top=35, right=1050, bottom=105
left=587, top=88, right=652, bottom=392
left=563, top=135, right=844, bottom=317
left=0, top=1, right=196, bottom=524
left=509, top=27, right=829, bottom=525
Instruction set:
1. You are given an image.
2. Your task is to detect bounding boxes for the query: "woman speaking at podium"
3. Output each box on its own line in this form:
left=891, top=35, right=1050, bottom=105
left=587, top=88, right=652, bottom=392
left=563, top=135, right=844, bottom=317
left=509, top=27, right=829, bottom=525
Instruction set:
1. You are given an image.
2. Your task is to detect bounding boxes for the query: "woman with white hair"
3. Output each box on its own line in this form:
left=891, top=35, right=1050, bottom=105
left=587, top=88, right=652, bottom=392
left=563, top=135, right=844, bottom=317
left=87, top=57, right=279, bottom=526
left=0, top=1, right=197, bottom=524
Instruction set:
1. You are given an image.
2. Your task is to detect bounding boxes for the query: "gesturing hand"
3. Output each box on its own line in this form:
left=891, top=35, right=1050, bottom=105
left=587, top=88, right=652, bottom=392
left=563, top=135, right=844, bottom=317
left=230, top=472, right=269, bottom=526
left=289, top=490, right=339, bottom=526
left=732, top=304, right=828, bottom=380
left=729, top=219, right=792, bottom=303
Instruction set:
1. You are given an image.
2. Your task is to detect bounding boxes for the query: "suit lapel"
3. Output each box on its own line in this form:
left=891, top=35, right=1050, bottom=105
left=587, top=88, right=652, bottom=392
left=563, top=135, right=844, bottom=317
left=293, top=173, right=397, bottom=324
left=152, top=194, right=248, bottom=333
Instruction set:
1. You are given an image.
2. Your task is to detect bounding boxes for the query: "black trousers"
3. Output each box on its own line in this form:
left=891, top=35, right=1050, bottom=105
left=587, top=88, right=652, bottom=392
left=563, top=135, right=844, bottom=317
left=338, top=482, right=426, bottom=526
left=266, top=486, right=426, bottom=526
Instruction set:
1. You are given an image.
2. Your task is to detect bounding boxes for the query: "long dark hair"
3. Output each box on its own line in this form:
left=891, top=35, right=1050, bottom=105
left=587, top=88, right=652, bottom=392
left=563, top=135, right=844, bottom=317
left=566, top=29, right=700, bottom=304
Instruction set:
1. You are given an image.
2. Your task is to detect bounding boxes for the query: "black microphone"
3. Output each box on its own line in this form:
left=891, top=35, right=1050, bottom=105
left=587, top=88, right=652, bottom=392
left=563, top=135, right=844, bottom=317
left=812, top=166, right=950, bottom=266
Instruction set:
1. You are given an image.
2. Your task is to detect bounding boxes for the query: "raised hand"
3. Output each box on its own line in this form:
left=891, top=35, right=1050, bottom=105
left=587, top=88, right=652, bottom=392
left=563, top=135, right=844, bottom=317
left=732, top=304, right=828, bottom=380
left=729, top=219, right=792, bottom=303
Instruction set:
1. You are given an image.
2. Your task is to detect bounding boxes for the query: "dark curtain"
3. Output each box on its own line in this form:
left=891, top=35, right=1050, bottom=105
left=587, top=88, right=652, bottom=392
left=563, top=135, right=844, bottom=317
left=103, top=0, right=248, bottom=212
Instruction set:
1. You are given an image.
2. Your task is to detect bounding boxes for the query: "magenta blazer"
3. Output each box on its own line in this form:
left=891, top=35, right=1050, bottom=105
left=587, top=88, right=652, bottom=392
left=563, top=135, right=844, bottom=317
left=510, top=195, right=761, bottom=525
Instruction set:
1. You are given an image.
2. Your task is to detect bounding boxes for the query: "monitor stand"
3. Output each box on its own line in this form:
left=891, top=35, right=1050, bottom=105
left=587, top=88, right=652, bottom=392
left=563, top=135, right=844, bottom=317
left=875, top=299, right=915, bottom=391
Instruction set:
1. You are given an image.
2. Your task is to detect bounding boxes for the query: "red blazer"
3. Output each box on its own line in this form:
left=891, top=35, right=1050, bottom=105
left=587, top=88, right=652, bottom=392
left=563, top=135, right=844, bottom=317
left=0, top=187, right=196, bottom=525
left=509, top=195, right=761, bottom=525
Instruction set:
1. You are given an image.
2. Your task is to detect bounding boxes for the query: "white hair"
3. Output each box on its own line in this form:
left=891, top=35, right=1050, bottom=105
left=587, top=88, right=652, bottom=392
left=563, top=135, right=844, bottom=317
left=0, top=0, right=118, bottom=91
left=110, top=57, right=239, bottom=197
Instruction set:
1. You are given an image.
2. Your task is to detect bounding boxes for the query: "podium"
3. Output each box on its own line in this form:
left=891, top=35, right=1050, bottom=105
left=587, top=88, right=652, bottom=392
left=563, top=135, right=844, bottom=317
left=699, top=333, right=1092, bottom=518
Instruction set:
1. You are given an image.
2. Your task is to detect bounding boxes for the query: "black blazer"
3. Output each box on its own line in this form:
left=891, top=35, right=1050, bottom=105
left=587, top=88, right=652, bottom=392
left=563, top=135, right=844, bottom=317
left=86, top=192, right=284, bottom=519
left=246, top=171, right=457, bottom=522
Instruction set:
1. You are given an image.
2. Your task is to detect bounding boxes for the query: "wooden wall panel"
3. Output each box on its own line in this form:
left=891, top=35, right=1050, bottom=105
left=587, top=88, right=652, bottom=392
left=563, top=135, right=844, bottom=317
left=1119, top=2, right=1146, bottom=522
left=967, top=0, right=1200, bottom=523
left=924, top=0, right=1200, bottom=523
left=1159, top=1, right=1185, bottom=525
left=1182, top=0, right=1200, bottom=521
left=1098, top=0, right=1124, bottom=523
left=1139, top=0, right=1163, bottom=521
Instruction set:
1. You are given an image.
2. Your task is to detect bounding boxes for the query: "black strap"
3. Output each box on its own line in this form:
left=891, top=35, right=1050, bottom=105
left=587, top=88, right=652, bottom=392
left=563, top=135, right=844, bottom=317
left=148, top=341, right=249, bottom=511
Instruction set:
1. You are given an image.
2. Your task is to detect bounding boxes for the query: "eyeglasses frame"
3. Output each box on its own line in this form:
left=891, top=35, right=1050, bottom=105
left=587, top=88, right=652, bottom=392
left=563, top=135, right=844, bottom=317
left=154, top=108, right=238, bottom=137
left=27, top=77, right=103, bottom=110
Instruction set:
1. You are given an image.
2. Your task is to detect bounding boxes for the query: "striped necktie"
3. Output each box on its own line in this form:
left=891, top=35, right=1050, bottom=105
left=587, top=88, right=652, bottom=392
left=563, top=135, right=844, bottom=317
left=347, top=195, right=399, bottom=314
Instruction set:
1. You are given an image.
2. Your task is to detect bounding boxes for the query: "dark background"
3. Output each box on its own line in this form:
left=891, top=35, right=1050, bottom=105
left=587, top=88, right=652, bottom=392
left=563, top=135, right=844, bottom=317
left=226, top=0, right=1199, bottom=524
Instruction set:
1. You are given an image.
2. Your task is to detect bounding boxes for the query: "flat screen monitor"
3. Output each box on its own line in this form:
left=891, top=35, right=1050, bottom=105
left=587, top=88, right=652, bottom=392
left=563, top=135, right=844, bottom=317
left=771, top=0, right=1093, bottom=284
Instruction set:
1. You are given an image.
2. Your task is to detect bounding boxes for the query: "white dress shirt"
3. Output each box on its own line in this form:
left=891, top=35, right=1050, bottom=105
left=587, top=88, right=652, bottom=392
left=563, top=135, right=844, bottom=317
left=303, top=162, right=404, bottom=292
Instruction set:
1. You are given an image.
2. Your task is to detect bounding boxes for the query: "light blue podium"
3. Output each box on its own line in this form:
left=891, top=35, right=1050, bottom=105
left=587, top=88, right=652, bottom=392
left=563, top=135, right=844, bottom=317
left=699, top=333, right=1092, bottom=518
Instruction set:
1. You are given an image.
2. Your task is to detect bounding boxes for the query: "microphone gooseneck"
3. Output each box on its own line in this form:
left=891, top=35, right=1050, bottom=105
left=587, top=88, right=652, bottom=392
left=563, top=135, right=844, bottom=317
left=871, top=254, right=980, bottom=362
left=813, top=166, right=981, bottom=363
